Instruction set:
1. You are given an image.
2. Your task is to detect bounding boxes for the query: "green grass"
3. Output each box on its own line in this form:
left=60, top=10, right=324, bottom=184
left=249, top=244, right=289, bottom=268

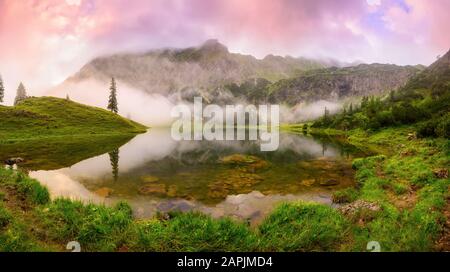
left=342, top=130, right=449, bottom=251
left=0, top=96, right=146, bottom=141
left=332, top=188, right=359, bottom=203
left=0, top=124, right=448, bottom=252
left=258, top=203, right=349, bottom=251
left=0, top=166, right=350, bottom=252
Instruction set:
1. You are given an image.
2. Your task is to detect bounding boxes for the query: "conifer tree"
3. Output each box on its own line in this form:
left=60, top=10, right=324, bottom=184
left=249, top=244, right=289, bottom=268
left=14, top=82, right=27, bottom=105
left=107, top=77, right=118, bottom=113
left=0, top=74, right=4, bottom=103
left=109, top=148, right=120, bottom=182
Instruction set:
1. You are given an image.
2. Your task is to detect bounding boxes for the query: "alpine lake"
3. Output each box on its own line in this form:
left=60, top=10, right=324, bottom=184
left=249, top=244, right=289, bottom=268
left=0, top=128, right=368, bottom=225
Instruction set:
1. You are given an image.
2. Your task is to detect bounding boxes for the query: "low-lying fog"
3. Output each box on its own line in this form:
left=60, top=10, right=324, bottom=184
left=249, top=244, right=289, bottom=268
left=47, top=79, right=342, bottom=126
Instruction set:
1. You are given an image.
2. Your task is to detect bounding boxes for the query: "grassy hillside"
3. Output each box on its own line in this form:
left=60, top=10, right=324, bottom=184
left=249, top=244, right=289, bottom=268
left=300, top=49, right=450, bottom=251
left=311, top=50, right=450, bottom=138
left=0, top=97, right=147, bottom=141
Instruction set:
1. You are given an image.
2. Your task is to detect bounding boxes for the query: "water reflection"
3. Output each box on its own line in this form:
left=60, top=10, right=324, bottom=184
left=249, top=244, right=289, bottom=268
left=26, top=128, right=364, bottom=223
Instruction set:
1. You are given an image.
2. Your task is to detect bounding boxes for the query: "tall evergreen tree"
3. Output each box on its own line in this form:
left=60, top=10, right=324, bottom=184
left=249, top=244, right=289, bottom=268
left=108, top=148, right=120, bottom=182
left=107, top=77, right=118, bottom=113
left=0, top=74, right=4, bottom=103
left=14, top=82, right=27, bottom=105
left=324, top=107, right=330, bottom=119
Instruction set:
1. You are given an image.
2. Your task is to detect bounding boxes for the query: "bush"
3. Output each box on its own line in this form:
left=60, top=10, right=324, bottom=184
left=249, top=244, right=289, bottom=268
left=417, top=120, right=438, bottom=138
left=0, top=204, right=12, bottom=229
left=332, top=188, right=359, bottom=203
left=435, top=113, right=450, bottom=138
left=392, top=102, right=424, bottom=124
left=417, top=113, right=450, bottom=138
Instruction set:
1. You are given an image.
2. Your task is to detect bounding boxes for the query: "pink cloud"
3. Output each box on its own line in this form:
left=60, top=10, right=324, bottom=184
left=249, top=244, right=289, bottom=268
left=0, top=0, right=449, bottom=100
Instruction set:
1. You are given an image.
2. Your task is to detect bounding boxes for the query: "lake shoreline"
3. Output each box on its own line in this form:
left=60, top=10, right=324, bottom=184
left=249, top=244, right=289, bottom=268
left=1, top=125, right=448, bottom=251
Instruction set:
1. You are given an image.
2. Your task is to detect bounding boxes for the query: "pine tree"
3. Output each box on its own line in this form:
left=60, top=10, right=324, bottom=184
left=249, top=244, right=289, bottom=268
left=324, top=107, right=330, bottom=119
left=349, top=103, right=353, bottom=114
left=14, top=82, right=27, bottom=105
left=109, top=148, right=120, bottom=182
left=0, top=74, right=4, bottom=103
left=389, top=90, right=396, bottom=102
left=107, top=77, right=118, bottom=113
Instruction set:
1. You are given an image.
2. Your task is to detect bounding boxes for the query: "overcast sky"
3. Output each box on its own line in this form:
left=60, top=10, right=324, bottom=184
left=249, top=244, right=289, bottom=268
left=0, top=0, right=449, bottom=100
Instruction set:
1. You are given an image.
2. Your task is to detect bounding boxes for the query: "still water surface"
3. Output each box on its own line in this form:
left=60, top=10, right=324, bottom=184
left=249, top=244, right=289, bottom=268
left=7, top=129, right=364, bottom=223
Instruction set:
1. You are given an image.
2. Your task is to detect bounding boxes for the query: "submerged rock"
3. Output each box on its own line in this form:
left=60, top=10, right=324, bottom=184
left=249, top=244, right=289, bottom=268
left=219, top=154, right=269, bottom=171
left=219, top=154, right=259, bottom=165
left=141, top=175, right=160, bottom=183
left=167, top=185, right=177, bottom=197
left=94, top=187, right=113, bottom=198
left=300, top=179, right=316, bottom=186
left=139, top=184, right=167, bottom=195
left=319, top=179, right=340, bottom=186
left=207, top=171, right=264, bottom=199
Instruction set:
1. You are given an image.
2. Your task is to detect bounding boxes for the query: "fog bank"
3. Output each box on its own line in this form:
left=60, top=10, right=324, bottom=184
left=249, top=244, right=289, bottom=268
left=47, top=79, right=342, bottom=126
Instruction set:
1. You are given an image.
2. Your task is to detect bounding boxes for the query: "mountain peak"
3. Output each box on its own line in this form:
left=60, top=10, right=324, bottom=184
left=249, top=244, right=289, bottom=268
left=199, top=39, right=229, bottom=54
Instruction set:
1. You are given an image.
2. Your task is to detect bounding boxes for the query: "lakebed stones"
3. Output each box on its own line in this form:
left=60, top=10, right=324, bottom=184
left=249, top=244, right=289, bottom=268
left=207, top=171, right=264, bottom=199
left=141, top=175, right=160, bottom=183
left=139, top=184, right=167, bottom=195
left=319, top=179, right=340, bottom=186
left=167, top=185, right=177, bottom=197
left=94, top=187, right=113, bottom=198
left=300, top=179, right=316, bottom=186
left=219, top=154, right=269, bottom=172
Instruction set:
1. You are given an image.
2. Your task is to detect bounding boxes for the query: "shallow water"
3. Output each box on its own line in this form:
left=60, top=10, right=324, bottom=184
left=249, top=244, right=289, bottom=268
left=3, top=128, right=365, bottom=224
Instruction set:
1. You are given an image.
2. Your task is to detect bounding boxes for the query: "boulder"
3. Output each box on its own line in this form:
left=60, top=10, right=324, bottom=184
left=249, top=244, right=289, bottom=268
left=141, top=175, right=160, bottom=183
left=319, top=179, right=340, bottom=186
left=300, top=179, right=316, bottom=186
left=138, top=184, right=166, bottom=195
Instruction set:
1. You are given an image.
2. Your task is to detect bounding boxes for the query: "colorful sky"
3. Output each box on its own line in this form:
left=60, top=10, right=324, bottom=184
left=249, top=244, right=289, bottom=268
left=0, top=0, right=449, bottom=101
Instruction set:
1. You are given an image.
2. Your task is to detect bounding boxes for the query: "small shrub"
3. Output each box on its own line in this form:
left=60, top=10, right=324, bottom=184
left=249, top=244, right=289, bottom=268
left=391, top=182, right=409, bottom=195
left=332, top=188, right=359, bottom=203
left=0, top=204, right=12, bottom=229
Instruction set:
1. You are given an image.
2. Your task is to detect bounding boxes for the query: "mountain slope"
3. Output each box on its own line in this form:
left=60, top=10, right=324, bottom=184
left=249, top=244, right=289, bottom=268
left=65, top=39, right=328, bottom=96
left=311, top=48, right=449, bottom=136
left=61, top=40, right=421, bottom=107
left=266, top=63, right=422, bottom=105
left=401, top=48, right=450, bottom=92
left=0, top=97, right=147, bottom=140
